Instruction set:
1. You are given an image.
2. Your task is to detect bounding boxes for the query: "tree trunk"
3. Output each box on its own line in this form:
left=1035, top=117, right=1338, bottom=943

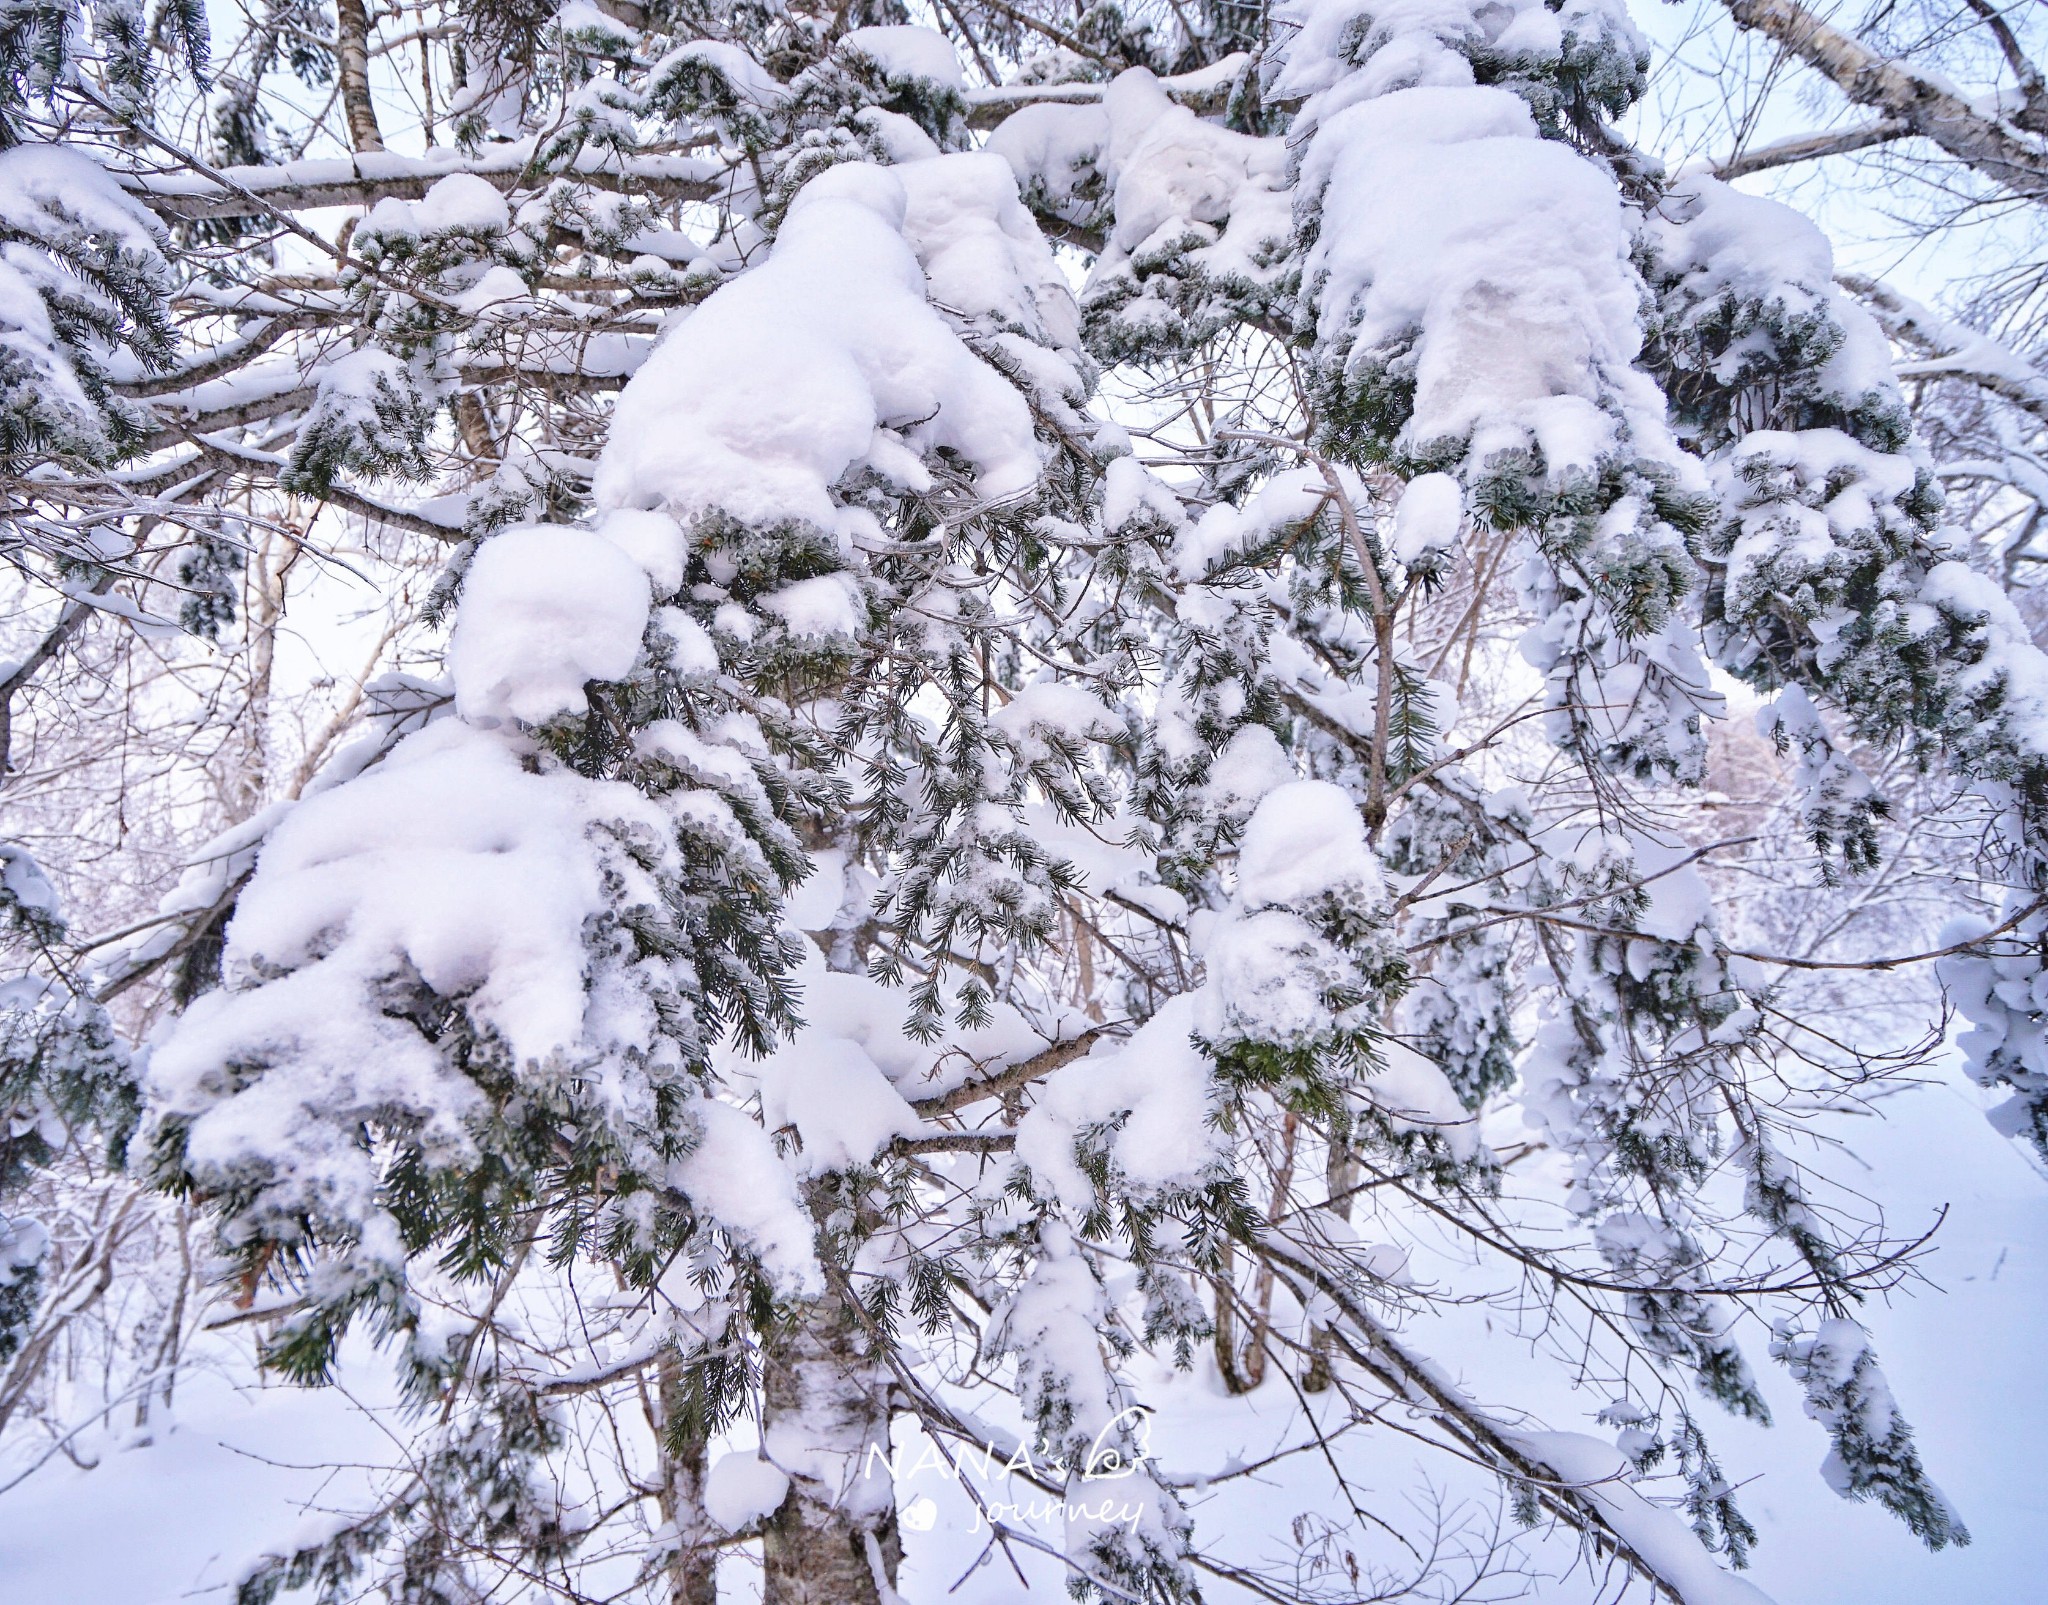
left=1302, top=1135, right=1356, bottom=1394
left=760, top=1273, right=899, bottom=1605
left=655, top=1354, right=719, bottom=1605
left=334, top=0, right=386, bottom=155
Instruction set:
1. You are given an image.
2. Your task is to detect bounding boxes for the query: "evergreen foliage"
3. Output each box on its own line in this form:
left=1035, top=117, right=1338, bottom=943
left=0, top=1, right=2041, bottom=1601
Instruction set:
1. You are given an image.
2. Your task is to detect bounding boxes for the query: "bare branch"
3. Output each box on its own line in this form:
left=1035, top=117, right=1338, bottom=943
left=1718, top=0, right=2048, bottom=202
left=1709, top=117, right=1912, bottom=179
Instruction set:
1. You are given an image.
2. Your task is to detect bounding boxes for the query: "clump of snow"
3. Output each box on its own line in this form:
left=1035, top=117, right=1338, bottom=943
left=987, top=69, right=1291, bottom=350
left=1297, top=83, right=1670, bottom=473
left=983, top=100, right=1108, bottom=230
left=1922, top=559, right=2048, bottom=762
left=1234, top=780, right=1381, bottom=909
left=841, top=25, right=966, bottom=90
left=0, top=141, right=171, bottom=447
left=704, top=1452, right=792, bottom=1531
left=0, top=142, right=165, bottom=258
left=1013, top=997, right=1224, bottom=1211
left=1100, top=451, right=1184, bottom=535
left=554, top=0, right=637, bottom=47
left=594, top=159, right=1046, bottom=546
left=0, top=842, right=59, bottom=923
left=1099, top=70, right=1290, bottom=269
left=1198, top=724, right=1297, bottom=816
left=1627, top=834, right=1714, bottom=945
left=1271, top=0, right=1647, bottom=120
left=360, top=173, right=511, bottom=253
left=986, top=1221, right=1134, bottom=1449
left=1197, top=909, right=1351, bottom=1047
left=1710, top=430, right=1921, bottom=657
left=164, top=721, right=623, bottom=1074
left=984, top=1220, right=1193, bottom=1580
left=634, top=718, right=754, bottom=788
left=652, top=607, right=719, bottom=676
left=1363, top=1040, right=1479, bottom=1158
left=990, top=681, right=1124, bottom=764
left=0, top=144, right=171, bottom=440
left=896, top=151, right=1088, bottom=399
left=672, top=1098, right=821, bottom=1294
left=1171, top=466, right=1335, bottom=581
left=1647, top=177, right=1898, bottom=416
left=653, top=38, right=787, bottom=111
left=147, top=720, right=696, bottom=1257
left=594, top=507, right=689, bottom=595
left=450, top=263, right=531, bottom=319
left=747, top=944, right=1046, bottom=1108
left=756, top=1037, right=920, bottom=1176
left=450, top=525, right=652, bottom=726
left=414, top=171, right=512, bottom=235
left=781, top=847, right=851, bottom=931
left=1390, top=471, right=1462, bottom=564
left=758, top=571, right=865, bottom=640
left=1506, top=1430, right=1776, bottom=1605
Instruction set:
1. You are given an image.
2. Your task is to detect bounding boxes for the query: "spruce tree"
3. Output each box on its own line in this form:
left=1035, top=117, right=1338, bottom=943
left=0, top=0, right=2039, bottom=1600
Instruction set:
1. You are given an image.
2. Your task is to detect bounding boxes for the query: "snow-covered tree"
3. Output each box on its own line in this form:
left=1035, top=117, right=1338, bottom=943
left=2, top=0, right=2040, bottom=1601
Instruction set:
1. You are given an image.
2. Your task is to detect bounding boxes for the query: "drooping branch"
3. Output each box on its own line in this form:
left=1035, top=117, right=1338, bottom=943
left=1961, top=0, right=2048, bottom=133
left=1256, top=1240, right=1692, bottom=1605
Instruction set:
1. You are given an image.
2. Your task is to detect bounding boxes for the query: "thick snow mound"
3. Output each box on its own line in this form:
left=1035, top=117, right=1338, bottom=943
left=1014, top=996, right=1223, bottom=1209
left=1235, top=780, right=1382, bottom=908
left=841, top=25, right=966, bottom=90
left=595, top=159, right=1045, bottom=544
left=450, top=524, right=652, bottom=726
left=704, top=1452, right=791, bottom=1531
left=756, top=1036, right=920, bottom=1176
left=1298, top=84, right=1668, bottom=473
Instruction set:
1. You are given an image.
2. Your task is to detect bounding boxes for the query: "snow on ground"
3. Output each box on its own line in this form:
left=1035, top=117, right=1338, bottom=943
left=1, top=1069, right=2038, bottom=1602
left=1704, top=1076, right=2048, bottom=1604
left=0, top=1355, right=397, bottom=1604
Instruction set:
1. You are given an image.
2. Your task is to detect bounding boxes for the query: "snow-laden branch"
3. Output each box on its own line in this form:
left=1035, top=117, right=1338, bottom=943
left=962, top=51, right=1249, bottom=129
left=1718, top=0, right=2048, bottom=201
left=1842, top=272, right=2048, bottom=426
left=116, top=142, right=726, bottom=221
